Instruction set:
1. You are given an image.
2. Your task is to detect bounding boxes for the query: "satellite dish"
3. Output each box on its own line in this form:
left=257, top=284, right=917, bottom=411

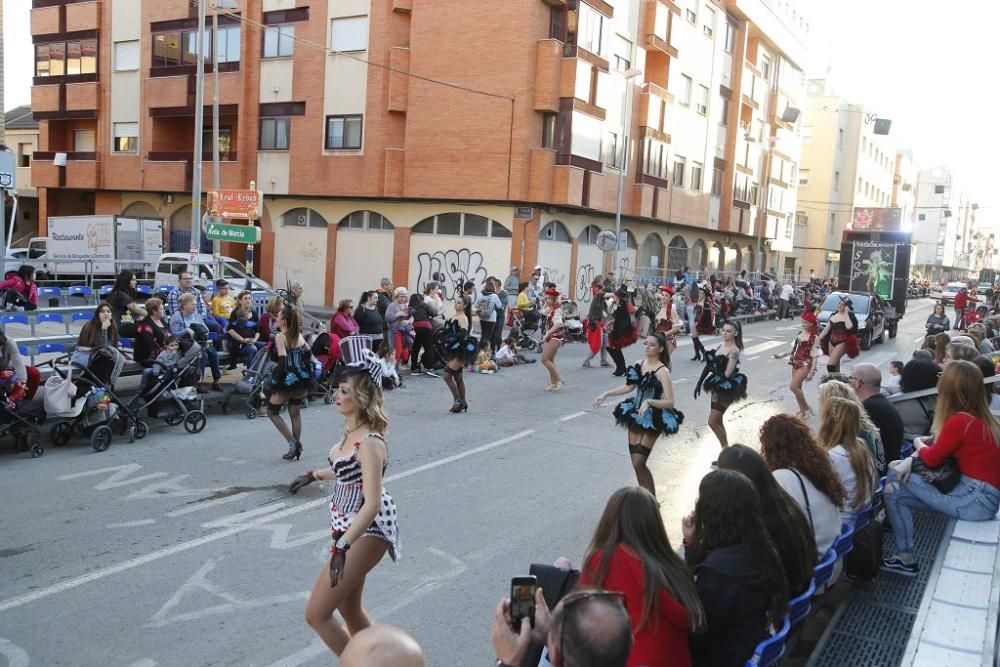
left=596, top=230, right=617, bottom=252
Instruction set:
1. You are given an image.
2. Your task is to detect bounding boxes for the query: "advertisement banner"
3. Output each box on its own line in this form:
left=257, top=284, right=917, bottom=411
left=48, top=216, right=116, bottom=274
left=849, top=240, right=897, bottom=300
left=850, top=207, right=902, bottom=232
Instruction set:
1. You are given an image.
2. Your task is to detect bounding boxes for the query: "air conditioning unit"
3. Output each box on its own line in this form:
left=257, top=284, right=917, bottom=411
left=697, top=104, right=708, bottom=115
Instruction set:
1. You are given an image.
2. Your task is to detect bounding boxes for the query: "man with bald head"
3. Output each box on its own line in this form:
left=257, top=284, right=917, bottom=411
left=340, top=624, right=425, bottom=667
left=851, top=362, right=904, bottom=463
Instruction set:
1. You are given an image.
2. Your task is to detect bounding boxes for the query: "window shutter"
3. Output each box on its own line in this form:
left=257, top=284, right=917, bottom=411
left=330, top=16, right=369, bottom=52
left=114, top=40, right=140, bottom=71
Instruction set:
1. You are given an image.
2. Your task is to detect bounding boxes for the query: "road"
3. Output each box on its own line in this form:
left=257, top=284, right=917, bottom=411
left=0, top=299, right=936, bottom=666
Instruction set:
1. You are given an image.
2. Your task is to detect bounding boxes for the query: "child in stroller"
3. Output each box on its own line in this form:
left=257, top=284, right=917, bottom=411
left=511, top=308, right=543, bottom=352
left=129, top=337, right=207, bottom=432
left=0, top=368, right=45, bottom=457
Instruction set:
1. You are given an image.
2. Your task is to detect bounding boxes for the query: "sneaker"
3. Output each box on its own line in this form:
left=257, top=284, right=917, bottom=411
left=881, top=555, right=918, bottom=576
left=410, top=368, right=424, bottom=376
left=582, top=360, right=592, bottom=368
left=423, top=369, right=440, bottom=378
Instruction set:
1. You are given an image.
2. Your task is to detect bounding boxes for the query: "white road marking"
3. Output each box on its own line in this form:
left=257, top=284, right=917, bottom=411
left=0, top=638, right=29, bottom=667
left=747, top=356, right=759, bottom=361
left=673, top=378, right=690, bottom=384
left=200, top=502, right=289, bottom=529
left=165, top=493, right=250, bottom=517
left=106, top=519, right=157, bottom=529
left=124, top=661, right=158, bottom=667
left=742, top=340, right=785, bottom=355
left=58, top=463, right=168, bottom=489
left=0, top=430, right=537, bottom=614
left=913, top=335, right=925, bottom=343
left=559, top=411, right=586, bottom=421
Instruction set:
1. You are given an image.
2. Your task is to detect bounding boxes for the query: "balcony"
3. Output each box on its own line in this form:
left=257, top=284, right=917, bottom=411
left=145, top=70, right=242, bottom=107
left=392, top=0, right=412, bottom=12
left=145, top=152, right=243, bottom=192
left=31, top=152, right=99, bottom=189
left=66, top=81, right=99, bottom=111
left=638, top=82, right=672, bottom=135
left=641, top=0, right=679, bottom=58
left=534, top=39, right=562, bottom=112
left=30, top=5, right=59, bottom=36
left=65, top=1, right=100, bottom=32
left=31, top=85, right=60, bottom=114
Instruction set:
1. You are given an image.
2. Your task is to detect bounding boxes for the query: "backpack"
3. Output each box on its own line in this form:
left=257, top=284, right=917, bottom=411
left=845, top=522, right=883, bottom=580
left=476, top=294, right=494, bottom=320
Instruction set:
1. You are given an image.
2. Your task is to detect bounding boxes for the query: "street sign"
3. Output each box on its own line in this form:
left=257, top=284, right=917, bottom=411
left=207, top=189, right=263, bottom=220
left=0, top=150, right=15, bottom=190
left=204, top=219, right=261, bottom=244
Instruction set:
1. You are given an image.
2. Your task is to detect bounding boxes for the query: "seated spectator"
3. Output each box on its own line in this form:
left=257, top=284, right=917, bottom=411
left=718, top=445, right=817, bottom=596
left=883, top=360, right=903, bottom=396
left=105, top=270, right=146, bottom=337
left=496, top=335, right=534, bottom=366
left=0, top=264, right=38, bottom=310
left=574, top=487, right=705, bottom=667
left=209, top=279, right=236, bottom=331
left=968, top=323, right=995, bottom=354
left=377, top=340, right=401, bottom=391
left=491, top=586, right=632, bottom=667
left=972, top=355, right=1000, bottom=411
left=73, top=303, right=119, bottom=367
left=819, top=379, right=886, bottom=473
left=0, top=325, right=40, bottom=398
left=259, top=295, right=284, bottom=342
left=818, top=396, right=877, bottom=523
left=341, top=624, right=425, bottom=667
left=882, top=360, right=1000, bottom=576
left=759, top=414, right=846, bottom=558
left=932, top=332, right=951, bottom=366
left=170, top=293, right=222, bottom=392
left=330, top=299, right=360, bottom=339
left=476, top=343, right=498, bottom=374
left=945, top=341, right=979, bottom=365
left=851, top=363, right=904, bottom=464
left=226, top=290, right=263, bottom=368
left=683, top=470, right=788, bottom=667
left=896, top=356, right=942, bottom=440
left=134, top=297, right=170, bottom=368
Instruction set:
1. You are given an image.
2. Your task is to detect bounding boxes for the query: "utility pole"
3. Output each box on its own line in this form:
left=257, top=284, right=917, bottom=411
left=190, top=0, right=207, bottom=257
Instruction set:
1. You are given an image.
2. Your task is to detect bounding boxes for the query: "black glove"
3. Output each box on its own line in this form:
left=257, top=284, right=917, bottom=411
left=289, top=474, right=313, bottom=494
left=694, top=386, right=702, bottom=400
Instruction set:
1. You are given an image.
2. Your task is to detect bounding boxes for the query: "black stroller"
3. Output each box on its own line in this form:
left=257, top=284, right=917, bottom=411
left=222, top=344, right=275, bottom=419
left=511, top=308, right=543, bottom=352
left=310, top=331, right=340, bottom=404
left=0, top=397, right=45, bottom=457
left=127, top=343, right=207, bottom=433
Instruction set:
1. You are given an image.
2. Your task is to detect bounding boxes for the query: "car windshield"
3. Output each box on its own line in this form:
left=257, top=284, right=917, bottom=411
left=945, top=285, right=963, bottom=293
left=820, top=294, right=870, bottom=315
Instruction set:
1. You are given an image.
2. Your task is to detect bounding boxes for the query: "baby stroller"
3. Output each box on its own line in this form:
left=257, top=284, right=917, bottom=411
left=127, top=343, right=206, bottom=433
left=222, top=343, right=276, bottom=419
left=48, top=346, right=144, bottom=452
left=511, top=308, right=543, bottom=352
left=310, top=331, right=342, bottom=404
left=0, top=370, right=45, bottom=457
left=561, top=300, right=585, bottom=342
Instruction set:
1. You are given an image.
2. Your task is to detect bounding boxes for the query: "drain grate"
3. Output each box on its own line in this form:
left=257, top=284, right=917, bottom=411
left=810, top=631, right=907, bottom=667
left=834, top=599, right=915, bottom=643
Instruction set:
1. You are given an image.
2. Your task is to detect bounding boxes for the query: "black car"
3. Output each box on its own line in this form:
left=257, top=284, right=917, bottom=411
left=816, top=291, right=887, bottom=350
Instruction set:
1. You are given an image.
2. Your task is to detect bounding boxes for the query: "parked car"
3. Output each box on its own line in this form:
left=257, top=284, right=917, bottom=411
left=817, top=291, right=887, bottom=351
left=941, top=282, right=967, bottom=306
left=929, top=284, right=943, bottom=300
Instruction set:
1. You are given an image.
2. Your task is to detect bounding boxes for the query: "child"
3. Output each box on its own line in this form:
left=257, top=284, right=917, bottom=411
left=210, top=279, right=235, bottom=331
left=495, top=335, right=535, bottom=367
left=377, top=340, right=402, bottom=390
left=153, top=336, right=181, bottom=376
left=882, top=360, right=903, bottom=396
left=476, top=342, right=498, bottom=374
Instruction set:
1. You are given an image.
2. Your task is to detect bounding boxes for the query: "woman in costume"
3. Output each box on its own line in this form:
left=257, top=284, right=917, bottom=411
left=582, top=281, right=610, bottom=368
left=593, top=332, right=683, bottom=496
left=655, top=286, right=684, bottom=350
left=440, top=295, right=478, bottom=412
left=606, top=289, right=639, bottom=376
left=690, top=286, right=715, bottom=361
left=773, top=311, right=820, bottom=418
left=695, top=321, right=747, bottom=452
left=817, top=296, right=859, bottom=374
left=540, top=288, right=567, bottom=391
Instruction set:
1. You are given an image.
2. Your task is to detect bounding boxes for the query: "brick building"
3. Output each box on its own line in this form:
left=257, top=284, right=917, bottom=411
left=29, top=0, right=809, bottom=307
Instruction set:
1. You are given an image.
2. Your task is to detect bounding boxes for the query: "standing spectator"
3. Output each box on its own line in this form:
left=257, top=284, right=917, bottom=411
left=489, top=277, right=507, bottom=351
left=259, top=295, right=283, bottom=342
left=330, top=299, right=360, bottom=339
left=384, top=287, right=412, bottom=365
left=422, top=284, right=445, bottom=331
left=407, top=293, right=437, bottom=376
left=852, top=362, right=905, bottom=463
left=607, top=290, right=638, bottom=376
left=375, top=278, right=393, bottom=317
left=503, top=266, right=520, bottom=305
left=0, top=264, right=38, bottom=310
left=355, top=291, right=386, bottom=350
left=475, top=281, right=503, bottom=351
left=776, top=280, right=794, bottom=320
left=583, top=283, right=610, bottom=368
left=954, top=286, right=969, bottom=330
left=286, top=280, right=305, bottom=309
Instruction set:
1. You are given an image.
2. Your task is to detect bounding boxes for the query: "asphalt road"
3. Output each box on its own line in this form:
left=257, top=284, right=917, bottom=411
left=0, top=298, right=937, bottom=666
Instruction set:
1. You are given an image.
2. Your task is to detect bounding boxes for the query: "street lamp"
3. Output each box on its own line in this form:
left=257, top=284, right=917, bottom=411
left=614, top=68, right=643, bottom=283
left=211, top=0, right=240, bottom=257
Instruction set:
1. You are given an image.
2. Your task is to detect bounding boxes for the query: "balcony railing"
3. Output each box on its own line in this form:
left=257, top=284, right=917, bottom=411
left=31, top=151, right=99, bottom=189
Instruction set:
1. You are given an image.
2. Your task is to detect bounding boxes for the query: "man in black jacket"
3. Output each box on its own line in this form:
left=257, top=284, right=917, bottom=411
left=376, top=277, right=393, bottom=317
left=853, top=363, right=904, bottom=463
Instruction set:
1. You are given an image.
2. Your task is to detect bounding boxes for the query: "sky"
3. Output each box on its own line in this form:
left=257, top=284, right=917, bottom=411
left=3, top=0, right=997, bottom=212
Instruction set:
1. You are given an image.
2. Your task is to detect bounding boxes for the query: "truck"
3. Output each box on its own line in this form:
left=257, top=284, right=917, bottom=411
left=837, top=228, right=912, bottom=340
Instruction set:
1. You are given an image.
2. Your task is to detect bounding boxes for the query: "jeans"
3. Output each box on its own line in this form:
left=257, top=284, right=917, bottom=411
left=884, top=470, right=1000, bottom=554
left=409, top=327, right=435, bottom=370
left=201, top=345, right=221, bottom=382
left=584, top=330, right=608, bottom=364
left=686, top=305, right=696, bottom=334
left=479, top=320, right=496, bottom=350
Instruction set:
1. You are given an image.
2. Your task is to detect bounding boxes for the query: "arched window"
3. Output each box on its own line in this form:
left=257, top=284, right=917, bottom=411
left=621, top=230, right=638, bottom=249
left=667, top=236, right=689, bottom=272
left=282, top=208, right=328, bottom=228
left=412, top=213, right=510, bottom=237
left=713, top=242, right=725, bottom=271
left=743, top=246, right=755, bottom=272
left=579, top=225, right=603, bottom=245
left=337, top=210, right=395, bottom=230
left=540, top=221, right=571, bottom=242
left=690, top=239, right=707, bottom=271
left=121, top=201, right=160, bottom=218
left=640, top=233, right=664, bottom=268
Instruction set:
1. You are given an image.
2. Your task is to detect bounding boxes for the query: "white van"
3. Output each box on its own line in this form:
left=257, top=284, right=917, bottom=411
left=154, top=253, right=271, bottom=291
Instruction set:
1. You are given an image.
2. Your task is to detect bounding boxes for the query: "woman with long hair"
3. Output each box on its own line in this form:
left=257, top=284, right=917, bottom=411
left=882, top=360, right=1000, bottom=576
left=607, top=289, right=639, bottom=376
left=105, top=269, right=145, bottom=337
left=817, top=396, right=877, bottom=523
left=540, top=289, right=566, bottom=391
left=354, top=291, right=385, bottom=350
left=579, top=486, right=705, bottom=667
left=818, top=379, right=886, bottom=474
left=226, top=290, right=262, bottom=368
left=718, top=445, right=818, bottom=595
left=73, top=302, right=119, bottom=366
left=594, top=332, right=683, bottom=495
left=439, top=295, right=477, bottom=413
left=259, top=295, right=284, bottom=341
left=760, top=414, right=846, bottom=557
left=930, top=331, right=951, bottom=366
left=694, top=321, right=747, bottom=451
left=583, top=281, right=610, bottom=368
left=925, top=302, right=950, bottom=339
left=267, top=306, right=314, bottom=460
left=0, top=264, right=38, bottom=310
left=288, top=356, right=399, bottom=655
left=817, top=296, right=859, bottom=374
left=689, top=286, right=714, bottom=361
left=683, top=470, right=789, bottom=666
left=773, top=311, right=820, bottom=417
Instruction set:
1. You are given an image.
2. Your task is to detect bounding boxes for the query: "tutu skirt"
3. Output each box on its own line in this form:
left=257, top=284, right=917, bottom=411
left=613, top=399, right=684, bottom=436
left=703, top=372, right=749, bottom=401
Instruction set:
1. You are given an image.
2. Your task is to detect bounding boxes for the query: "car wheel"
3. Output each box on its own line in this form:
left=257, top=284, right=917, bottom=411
left=874, top=325, right=885, bottom=345
left=860, top=331, right=872, bottom=351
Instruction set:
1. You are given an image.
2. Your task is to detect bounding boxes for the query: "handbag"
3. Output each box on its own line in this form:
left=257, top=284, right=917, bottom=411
left=912, top=457, right=962, bottom=494
left=846, top=521, right=884, bottom=580
left=42, top=361, right=76, bottom=415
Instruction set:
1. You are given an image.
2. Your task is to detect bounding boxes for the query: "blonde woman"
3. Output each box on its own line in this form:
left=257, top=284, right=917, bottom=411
left=289, top=355, right=400, bottom=655
left=817, top=396, right=877, bottom=523
left=818, top=379, right=886, bottom=474
left=540, top=289, right=566, bottom=391
left=882, top=360, right=1000, bottom=576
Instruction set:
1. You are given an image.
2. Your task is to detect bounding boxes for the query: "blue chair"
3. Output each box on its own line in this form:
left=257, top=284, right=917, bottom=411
left=71, top=311, right=93, bottom=325
left=1, top=314, right=30, bottom=328
left=37, top=286, right=63, bottom=305
left=136, top=285, right=153, bottom=296
left=901, top=440, right=914, bottom=457
left=17, top=345, right=29, bottom=357
left=813, top=548, right=837, bottom=591
left=788, top=579, right=816, bottom=627
left=744, top=616, right=791, bottom=667
left=853, top=504, right=873, bottom=531
left=154, top=285, right=173, bottom=295
left=67, top=285, right=94, bottom=301
left=119, top=338, right=134, bottom=349
left=833, top=522, right=855, bottom=559
left=99, top=285, right=114, bottom=297
left=36, top=342, right=67, bottom=355
left=34, top=312, right=67, bottom=334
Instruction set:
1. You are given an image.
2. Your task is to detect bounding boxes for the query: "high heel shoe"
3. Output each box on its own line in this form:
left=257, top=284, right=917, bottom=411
left=690, top=355, right=702, bottom=361
left=282, top=441, right=303, bottom=460
left=449, top=400, right=468, bottom=413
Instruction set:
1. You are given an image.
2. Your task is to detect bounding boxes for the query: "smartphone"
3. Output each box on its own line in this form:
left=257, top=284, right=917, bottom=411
left=510, top=575, right=537, bottom=630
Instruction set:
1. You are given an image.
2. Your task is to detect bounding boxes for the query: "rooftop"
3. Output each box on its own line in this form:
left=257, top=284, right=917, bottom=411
left=5, top=106, right=38, bottom=131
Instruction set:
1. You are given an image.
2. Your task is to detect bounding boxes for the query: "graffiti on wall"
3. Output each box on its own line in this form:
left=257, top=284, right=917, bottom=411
left=618, top=257, right=633, bottom=281
left=541, top=265, right=567, bottom=293
left=576, top=264, right=596, bottom=304
left=416, top=249, right=489, bottom=300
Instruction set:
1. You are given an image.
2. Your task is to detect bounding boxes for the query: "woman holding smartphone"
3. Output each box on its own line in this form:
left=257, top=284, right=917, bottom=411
left=288, top=353, right=400, bottom=656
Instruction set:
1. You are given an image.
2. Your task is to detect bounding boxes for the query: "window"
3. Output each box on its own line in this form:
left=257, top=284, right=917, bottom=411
left=711, top=167, right=723, bottom=196
left=696, top=85, right=709, bottom=115
left=799, top=169, right=809, bottom=186
left=283, top=208, right=329, bottom=228
left=542, top=112, right=557, bottom=149
left=330, top=16, right=369, bottom=52
left=113, top=123, right=138, bottom=153
left=702, top=6, right=716, bottom=36
left=685, top=8, right=697, bottom=23
left=541, top=221, right=571, bottom=242
left=857, top=176, right=863, bottom=192
left=464, top=214, right=489, bottom=237
left=717, top=97, right=729, bottom=126
left=672, top=155, right=686, bottom=187
left=605, top=132, right=619, bottom=168
left=577, top=3, right=608, bottom=57
left=643, top=139, right=668, bottom=179
left=215, top=26, right=241, bottom=62
left=829, top=213, right=836, bottom=232
left=263, top=24, right=295, bottom=58
left=783, top=216, right=794, bottom=240
left=18, top=144, right=32, bottom=168
left=325, top=114, right=363, bottom=149
left=114, top=40, right=140, bottom=72
left=679, top=75, right=693, bottom=106
left=73, top=129, right=95, bottom=153
left=691, top=162, right=703, bottom=190
left=35, top=39, right=96, bottom=77
left=760, top=54, right=771, bottom=79
left=723, top=21, right=736, bottom=53
left=612, top=35, right=631, bottom=72
left=861, top=136, right=867, bottom=152
left=918, top=213, right=926, bottom=221
left=259, top=117, right=290, bottom=150
left=202, top=126, right=232, bottom=159
left=833, top=170, right=840, bottom=192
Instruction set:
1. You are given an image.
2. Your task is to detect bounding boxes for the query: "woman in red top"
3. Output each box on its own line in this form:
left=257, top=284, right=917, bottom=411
left=579, top=486, right=705, bottom=667
left=329, top=299, right=360, bottom=339
left=882, top=360, right=1000, bottom=576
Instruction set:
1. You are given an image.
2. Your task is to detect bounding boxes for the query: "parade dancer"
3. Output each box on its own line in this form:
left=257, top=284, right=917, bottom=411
left=289, top=352, right=400, bottom=657
left=773, top=311, right=820, bottom=418
left=541, top=288, right=567, bottom=391
left=440, top=296, right=478, bottom=413
left=593, top=332, right=683, bottom=496
left=582, top=281, right=610, bottom=368
left=690, top=286, right=715, bottom=361
left=655, top=286, right=684, bottom=351
left=695, top=321, right=747, bottom=452
left=607, top=289, right=639, bottom=376
left=817, top=296, right=859, bottom=374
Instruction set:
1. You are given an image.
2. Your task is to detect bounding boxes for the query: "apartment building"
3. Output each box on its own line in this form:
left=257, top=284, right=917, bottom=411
left=29, top=0, right=808, bottom=306
left=891, top=148, right=918, bottom=231
left=792, top=79, right=896, bottom=278
left=912, top=166, right=962, bottom=281
left=4, top=106, right=41, bottom=241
